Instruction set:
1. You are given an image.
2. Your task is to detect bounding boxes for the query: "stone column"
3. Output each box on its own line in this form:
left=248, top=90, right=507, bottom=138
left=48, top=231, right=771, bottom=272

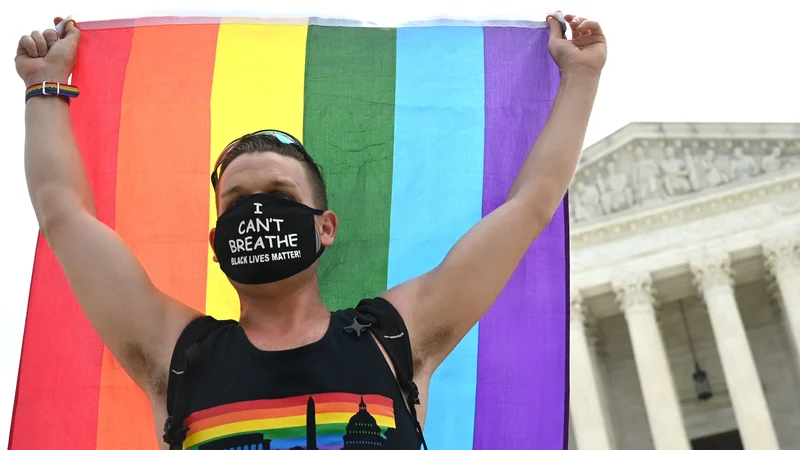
left=613, top=275, right=690, bottom=450
left=690, top=253, right=780, bottom=450
left=569, top=291, right=614, bottom=450
left=763, top=236, right=800, bottom=374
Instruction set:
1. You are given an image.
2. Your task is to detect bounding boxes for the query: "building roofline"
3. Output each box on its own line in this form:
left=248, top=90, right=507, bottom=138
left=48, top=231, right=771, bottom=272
left=581, top=122, right=800, bottom=167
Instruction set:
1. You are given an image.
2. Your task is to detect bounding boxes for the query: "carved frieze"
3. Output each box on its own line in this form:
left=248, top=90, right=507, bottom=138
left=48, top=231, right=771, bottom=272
left=570, top=138, right=800, bottom=226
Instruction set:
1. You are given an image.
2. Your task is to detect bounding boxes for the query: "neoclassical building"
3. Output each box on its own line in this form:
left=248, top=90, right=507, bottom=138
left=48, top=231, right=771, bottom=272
left=567, top=123, right=800, bottom=450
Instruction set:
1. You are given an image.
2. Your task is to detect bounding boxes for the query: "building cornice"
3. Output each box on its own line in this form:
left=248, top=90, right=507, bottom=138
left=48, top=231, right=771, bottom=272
left=570, top=125, right=800, bottom=249
left=580, top=122, right=800, bottom=165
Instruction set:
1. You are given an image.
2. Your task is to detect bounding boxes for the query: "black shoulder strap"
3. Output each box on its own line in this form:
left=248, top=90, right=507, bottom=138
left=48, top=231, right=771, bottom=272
left=163, top=315, right=233, bottom=449
left=349, top=297, right=428, bottom=450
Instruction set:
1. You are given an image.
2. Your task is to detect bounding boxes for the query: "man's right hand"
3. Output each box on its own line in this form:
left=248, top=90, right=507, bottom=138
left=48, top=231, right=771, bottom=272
left=16, top=17, right=80, bottom=86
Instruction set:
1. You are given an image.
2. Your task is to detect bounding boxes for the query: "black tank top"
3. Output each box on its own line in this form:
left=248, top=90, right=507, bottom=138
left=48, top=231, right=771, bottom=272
left=177, top=309, right=421, bottom=450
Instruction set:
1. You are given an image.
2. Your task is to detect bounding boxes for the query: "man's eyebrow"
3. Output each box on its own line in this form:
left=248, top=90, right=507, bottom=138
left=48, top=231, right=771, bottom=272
left=270, top=178, right=300, bottom=190
left=221, top=185, right=244, bottom=199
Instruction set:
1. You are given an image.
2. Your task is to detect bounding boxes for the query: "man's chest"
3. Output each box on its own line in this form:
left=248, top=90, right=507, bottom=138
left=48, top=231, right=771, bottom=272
left=151, top=334, right=429, bottom=449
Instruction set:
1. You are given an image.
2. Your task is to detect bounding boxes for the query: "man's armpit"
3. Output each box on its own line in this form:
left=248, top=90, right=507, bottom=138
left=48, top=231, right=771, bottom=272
left=413, top=322, right=454, bottom=375
left=121, top=341, right=167, bottom=400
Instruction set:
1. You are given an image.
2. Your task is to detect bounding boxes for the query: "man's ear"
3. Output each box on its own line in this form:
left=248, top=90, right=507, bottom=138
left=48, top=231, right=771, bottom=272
left=318, top=210, right=339, bottom=248
left=209, top=227, right=218, bottom=263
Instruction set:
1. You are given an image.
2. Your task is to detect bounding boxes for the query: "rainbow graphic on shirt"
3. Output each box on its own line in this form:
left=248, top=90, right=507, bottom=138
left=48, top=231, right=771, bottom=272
left=183, top=393, right=398, bottom=450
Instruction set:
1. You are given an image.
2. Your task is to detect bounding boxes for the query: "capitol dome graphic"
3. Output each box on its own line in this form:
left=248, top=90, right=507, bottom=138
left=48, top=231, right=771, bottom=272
left=340, top=397, right=391, bottom=449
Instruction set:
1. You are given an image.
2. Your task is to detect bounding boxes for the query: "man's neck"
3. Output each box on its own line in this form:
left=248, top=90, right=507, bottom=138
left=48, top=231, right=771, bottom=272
left=237, top=274, right=331, bottom=345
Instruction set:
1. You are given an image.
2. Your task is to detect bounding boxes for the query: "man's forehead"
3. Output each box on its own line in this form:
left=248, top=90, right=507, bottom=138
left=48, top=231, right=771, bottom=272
left=219, top=153, right=305, bottom=197
left=226, top=151, right=303, bottom=171
left=223, top=153, right=304, bottom=180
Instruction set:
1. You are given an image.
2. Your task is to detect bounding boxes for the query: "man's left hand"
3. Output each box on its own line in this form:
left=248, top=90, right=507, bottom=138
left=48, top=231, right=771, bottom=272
left=547, top=14, right=607, bottom=77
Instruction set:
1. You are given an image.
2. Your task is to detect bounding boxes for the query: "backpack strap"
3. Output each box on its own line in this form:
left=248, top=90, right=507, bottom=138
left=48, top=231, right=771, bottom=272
left=347, top=297, right=429, bottom=450
left=163, top=315, right=234, bottom=449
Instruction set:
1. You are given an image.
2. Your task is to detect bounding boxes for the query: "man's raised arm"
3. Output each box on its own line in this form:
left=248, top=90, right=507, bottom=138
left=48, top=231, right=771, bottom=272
left=384, top=14, right=607, bottom=372
left=17, top=18, right=199, bottom=396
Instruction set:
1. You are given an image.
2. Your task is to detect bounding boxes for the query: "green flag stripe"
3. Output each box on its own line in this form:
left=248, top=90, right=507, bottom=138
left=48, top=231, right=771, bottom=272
left=303, top=26, right=397, bottom=310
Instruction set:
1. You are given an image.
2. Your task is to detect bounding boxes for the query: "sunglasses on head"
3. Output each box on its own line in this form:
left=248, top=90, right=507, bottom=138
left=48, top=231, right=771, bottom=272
left=210, top=129, right=310, bottom=188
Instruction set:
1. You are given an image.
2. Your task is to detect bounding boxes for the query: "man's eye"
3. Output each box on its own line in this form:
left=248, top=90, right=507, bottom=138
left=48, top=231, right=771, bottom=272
left=274, top=192, right=292, bottom=200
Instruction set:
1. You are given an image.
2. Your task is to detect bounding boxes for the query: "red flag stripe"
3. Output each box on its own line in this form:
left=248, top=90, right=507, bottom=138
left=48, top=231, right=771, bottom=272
left=9, top=27, right=135, bottom=449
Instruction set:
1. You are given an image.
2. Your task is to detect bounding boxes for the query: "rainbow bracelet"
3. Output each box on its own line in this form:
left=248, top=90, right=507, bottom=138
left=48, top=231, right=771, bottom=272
left=25, top=82, right=80, bottom=103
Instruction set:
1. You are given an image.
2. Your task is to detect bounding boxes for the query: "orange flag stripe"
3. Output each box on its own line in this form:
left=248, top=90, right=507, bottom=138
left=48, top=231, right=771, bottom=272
left=95, top=23, right=221, bottom=449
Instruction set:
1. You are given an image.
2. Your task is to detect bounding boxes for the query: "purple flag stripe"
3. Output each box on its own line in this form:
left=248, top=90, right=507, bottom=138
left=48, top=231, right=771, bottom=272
left=473, top=27, right=567, bottom=450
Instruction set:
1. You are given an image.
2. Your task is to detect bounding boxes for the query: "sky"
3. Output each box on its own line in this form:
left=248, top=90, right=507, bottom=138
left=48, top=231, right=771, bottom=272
left=1, top=0, right=799, bottom=445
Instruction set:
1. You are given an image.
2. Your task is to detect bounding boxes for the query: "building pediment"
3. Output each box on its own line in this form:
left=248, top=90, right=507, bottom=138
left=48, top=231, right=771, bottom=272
left=570, top=123, right=800, bottom=248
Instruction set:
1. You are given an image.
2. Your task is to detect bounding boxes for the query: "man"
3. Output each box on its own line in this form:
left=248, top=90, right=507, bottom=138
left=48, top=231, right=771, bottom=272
left=16, top=13, right=606, bottom=449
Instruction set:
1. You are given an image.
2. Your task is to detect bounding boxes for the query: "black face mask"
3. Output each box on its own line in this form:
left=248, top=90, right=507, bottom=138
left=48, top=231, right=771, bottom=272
left=214, top=193, right=325, bottom=285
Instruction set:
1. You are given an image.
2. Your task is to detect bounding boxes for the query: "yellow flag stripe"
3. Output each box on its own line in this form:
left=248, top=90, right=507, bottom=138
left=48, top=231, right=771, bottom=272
left=205, top=22, right=309, bottom=318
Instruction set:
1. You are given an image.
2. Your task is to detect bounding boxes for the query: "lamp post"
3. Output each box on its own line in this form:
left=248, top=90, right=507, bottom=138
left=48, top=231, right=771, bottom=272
left=679, top=299, right=713, bottom=401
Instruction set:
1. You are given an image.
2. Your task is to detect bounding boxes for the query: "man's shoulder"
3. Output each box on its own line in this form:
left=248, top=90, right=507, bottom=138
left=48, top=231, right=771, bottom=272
left=165, top=315, right=239, bottom=374
left=172, top=315, right=238, bottom=350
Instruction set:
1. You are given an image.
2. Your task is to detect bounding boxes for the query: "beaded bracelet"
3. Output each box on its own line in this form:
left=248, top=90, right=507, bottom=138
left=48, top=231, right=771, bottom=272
left=25, top=82, right=80, bottom=104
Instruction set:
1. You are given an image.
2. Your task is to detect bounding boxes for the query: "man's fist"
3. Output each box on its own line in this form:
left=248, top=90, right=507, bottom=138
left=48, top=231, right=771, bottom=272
left=547, top=14, right=607, bottom=77
left=16, top=17, right=81, bottom=86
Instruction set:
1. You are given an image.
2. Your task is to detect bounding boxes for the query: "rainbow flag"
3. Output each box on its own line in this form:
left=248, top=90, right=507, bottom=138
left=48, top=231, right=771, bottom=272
left=11, top=16, right=568, bottom=450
